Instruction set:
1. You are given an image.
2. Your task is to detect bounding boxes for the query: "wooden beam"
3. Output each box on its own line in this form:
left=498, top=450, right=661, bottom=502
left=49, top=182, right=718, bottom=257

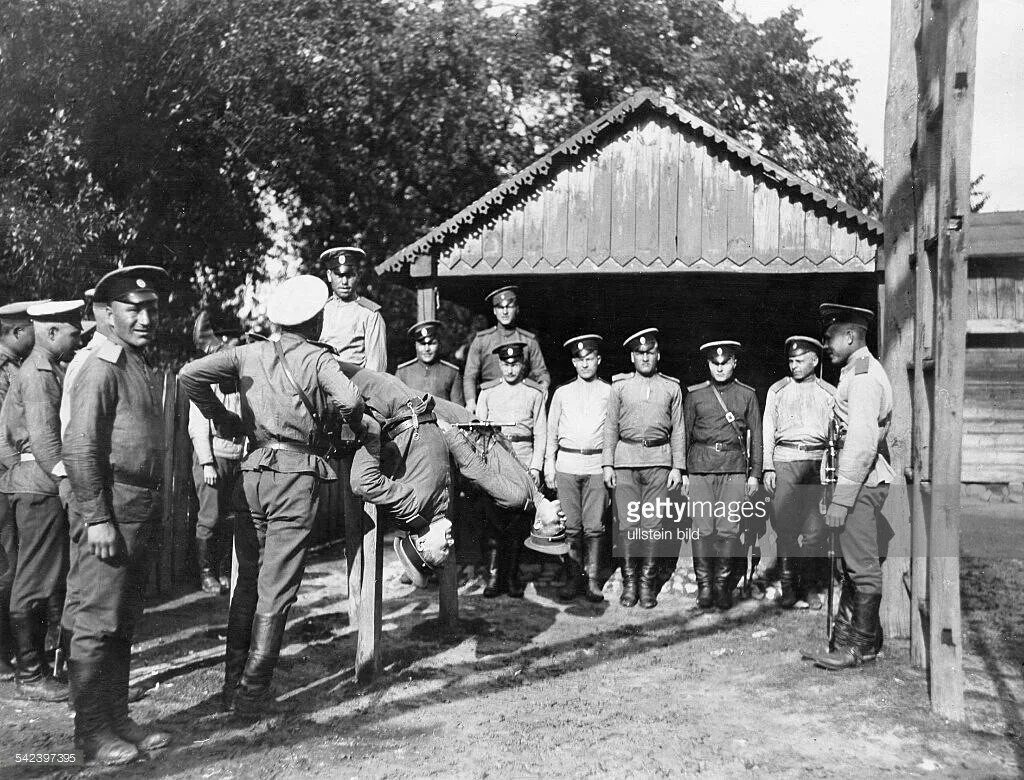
left=926, top=0, right=978, bottom=723
left=966, top=318, right=1024, bottom=334
left=355, top=503, right=382, bottom=684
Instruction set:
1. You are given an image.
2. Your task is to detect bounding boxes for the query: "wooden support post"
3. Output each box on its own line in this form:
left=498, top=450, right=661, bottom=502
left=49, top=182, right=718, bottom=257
left=355, top=503, right=383, bottom=684
left=926, top=0, right=977, bottom=723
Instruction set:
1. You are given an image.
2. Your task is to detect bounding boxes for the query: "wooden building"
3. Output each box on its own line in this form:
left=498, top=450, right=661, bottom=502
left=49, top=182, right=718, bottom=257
left=379, top=89, right=882, bottom=398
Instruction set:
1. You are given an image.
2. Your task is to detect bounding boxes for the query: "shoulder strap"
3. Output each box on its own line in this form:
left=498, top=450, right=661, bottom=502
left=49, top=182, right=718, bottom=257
left=709, top=384, right=746, bottom=446
left=274, top=339, right=321, bottom=428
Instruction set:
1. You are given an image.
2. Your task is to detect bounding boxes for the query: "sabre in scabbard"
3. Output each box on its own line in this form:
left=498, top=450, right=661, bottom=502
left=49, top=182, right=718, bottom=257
left=824, top=415, right=839, bottom=650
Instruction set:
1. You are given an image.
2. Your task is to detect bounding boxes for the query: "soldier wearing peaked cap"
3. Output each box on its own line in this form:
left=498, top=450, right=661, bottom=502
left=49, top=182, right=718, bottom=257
left=603, top=329, right=684, bottom=610
left=803, top=304, right=894, bottom=671
left=475, top=341, right=547, bottom=598
left=180, top=275, right=367, bottom=719
left=545, top=335, right=610, bottom=602
left=0, top=299, right=48, bottom=682
left=462, top=286, right=550, bottom=414
left=684, top=340, right=763, bottom=611
left=318, top=246, right=387, bottom=372
left=396, top=320, right=465, bottom=406
left=62, top=266, right=172, bottom=764
left=0, top=300, right=82, bottom=703
left=763, top=336, right=836, bottom=609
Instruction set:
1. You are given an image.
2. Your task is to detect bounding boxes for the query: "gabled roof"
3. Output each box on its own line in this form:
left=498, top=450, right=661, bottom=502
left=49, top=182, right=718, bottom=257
left=379, top=88, right=882, bottom=274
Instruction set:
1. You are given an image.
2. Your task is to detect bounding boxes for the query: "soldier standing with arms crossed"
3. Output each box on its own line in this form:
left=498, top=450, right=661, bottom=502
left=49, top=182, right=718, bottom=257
left=603, top=329, right=684, bottom=610
left=63, top=266, right=172, bottom=765
left=804, top=304, right=893, bottom=671
left=762, top=336, right=836, bottom=609
left=684, top=341, right=762, bottom=611
left=545, top=335, right=610, bottom=603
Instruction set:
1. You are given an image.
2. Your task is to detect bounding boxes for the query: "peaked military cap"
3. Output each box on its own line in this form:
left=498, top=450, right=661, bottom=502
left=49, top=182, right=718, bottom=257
left=27, top=300, right=85, bottom=325
left=492, top=341, right=527, bottom=363
left=319, top=246, right=366, bottom=273
left=785, top=335, right=823, bottom=356
left=93, top=265, right=170, bottom=305
left=0, top=300, right=49, bottom=325
left=820, top=303, right=874, bottom=333
left=700, top=340, right=741, bottom=361
left=623, top=328, right=658, bottom=352
left=267, top=275, right=329, bottom=326
left=408, top=319, right=441, bottom=341
left=563, top=334, right=602, bottom=358
left=485, top=286, right=518, bottom=306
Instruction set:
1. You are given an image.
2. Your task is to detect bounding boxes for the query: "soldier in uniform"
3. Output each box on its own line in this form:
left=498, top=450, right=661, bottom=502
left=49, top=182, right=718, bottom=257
left=804, top=304, right=893, bottom=671
left=545, top=335, right=610, bottom=602
left=462, top=286, right=549, bottom=414
left=63, top=266, right=172, bottom=764
left=318, top=246, right=387, bottom=372
left=179, top=275, right=370, bottom=719
left=602, top=329, right=684, bottom=610
left=396, top=320, right=465, bottom=405
left=0, top=300, right=82, bottom=701
left=762, top=336, right=836, bottom=608
left=684, top=341, right=762, bottom=611
left=0, top=301, right=43, bottom=681
left=475, top=342, right=546, bottom=598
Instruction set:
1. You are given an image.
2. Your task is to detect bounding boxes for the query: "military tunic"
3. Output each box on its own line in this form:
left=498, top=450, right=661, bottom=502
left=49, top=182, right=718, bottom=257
left=63, top=338, right=165, bottom=667
left=763, top=375, right=836, bottom=557
left=545, top=378, right=610, bottom=539
left=476, top=378, right=546, bottom=472
left=319, top=295, right=387, bottom=372
left=0, top=344, right=24, bottom=609
left=603, top=372, right=684, bottom=535
left=396, top=358, right=465, bottom=406
left=0, top=348, right=68, bottom=613
left=463, top=326, right=549, bottom=407
left=830, top=346, right=894, bottom=595
left=684, top=379, right=762, bottom=537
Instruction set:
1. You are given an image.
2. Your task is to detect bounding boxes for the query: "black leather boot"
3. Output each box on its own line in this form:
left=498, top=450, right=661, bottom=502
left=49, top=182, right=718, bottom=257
left=557, top=536, right=584, bottom=602
left=692, top=537, right=714, bottom=609
left=778, top=557, right=799, bottom=609
left=109, top=638, right=171, bottom=752
left=618, top=534, right=640, bottom=609
left=713, top=537, right=737, bottom=611
left=71, top=656, right=138, bottom=765
left=222, top=582, right=258, bottom=710
left=812, top=592, right=883, bottom=670
left=482, top=543, right=505, bottom=598
left=233, top=613, right=287, bottom=720
left=196, top=537, right=222, bottom=595
left=0, top=597, right=15, bottom=680
left=638, top=558, right=660, bottom=609
left=12, top=603, right=67, bottom=702
left=506, top=541, right=525, bottom=599
left=583, top=537, right=606, bottom=603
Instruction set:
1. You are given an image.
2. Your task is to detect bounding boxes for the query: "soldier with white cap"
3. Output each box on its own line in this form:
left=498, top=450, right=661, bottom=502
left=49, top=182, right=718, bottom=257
left=803, top=304, right=893, bottom=671
left=317, top=246, right=387, bottom=372
left=545, top=334, right=611, bottom=602
left=763, top=336, right=836, bottom=608
left=602, top=328, right=684, bottom=610
left=684, top=340, right=762, bottom=611
left=462, top=286, right=550, bottom=414
left=0, top=299, right=47, bottom=681
left=0, top=299, right=82, bottom=701
left=179, top=274, right=367, bottom=720
left=62, top=265, right=172, bottom=764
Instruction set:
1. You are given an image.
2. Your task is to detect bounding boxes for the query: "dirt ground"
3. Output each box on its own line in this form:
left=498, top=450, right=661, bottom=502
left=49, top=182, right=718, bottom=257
left=2, top=508, right=1023, bottom=779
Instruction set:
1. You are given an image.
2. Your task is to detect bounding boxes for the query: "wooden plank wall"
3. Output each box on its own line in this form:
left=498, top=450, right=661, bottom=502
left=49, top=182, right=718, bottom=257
left=966, top=257, right=1024, bottom=331
left=962, top=346, right=1024, bottom=483
left=439, top=115, right=877, bottom=275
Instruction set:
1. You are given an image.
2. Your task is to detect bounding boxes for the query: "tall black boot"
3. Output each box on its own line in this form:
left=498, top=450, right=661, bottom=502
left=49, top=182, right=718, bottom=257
left=12, top=602, right=67, bottom=701
left=778, top=557, right=799, bottom=609
left=583, top=537, right=606, bottom=603
left=482, top=542, right=505, bottom=598
left=618, top=535, right=639, bottom=608
left=233, top=613, right=288, bottom=719
left=506, top=540, right=525, bottom=599
left=557, top=536, right=584, bottom=602
left=109, top=638, right=171, bottom=752
left=713, top=537, right=737, bottom=611
left=71, top=656, right=138, bottom=765
left=692, top=536, right=714, bottom=609
left=222, top=583, right=258, bottom=710
left=0, top=596, right=15, bottom=680
left=196, top=537, right=222, bottom=595
left=812, top=592, right=882, bottom=671
left=638, top=556, right=660, bottom=609
left=218, top=517, right=238, bottom=593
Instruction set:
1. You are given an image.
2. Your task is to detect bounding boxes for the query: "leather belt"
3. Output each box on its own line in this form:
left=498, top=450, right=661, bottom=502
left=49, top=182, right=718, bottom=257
left=505, top=434, right=533, bottom=443
left=383, top=412, right=437, bottom=441
left=620, top=437, right=669, bottom=448
left=559, top=446, right=602, bottom=455
left=698, top=441, right=743, bottom=452
left=777, top=442, right=826, bottom=453
left=255, top=440, right=329, bottom=458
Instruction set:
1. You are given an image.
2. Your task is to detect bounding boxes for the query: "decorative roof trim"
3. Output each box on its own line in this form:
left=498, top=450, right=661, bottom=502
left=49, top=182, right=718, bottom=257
left=379, top=88, right=883, bottom=274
